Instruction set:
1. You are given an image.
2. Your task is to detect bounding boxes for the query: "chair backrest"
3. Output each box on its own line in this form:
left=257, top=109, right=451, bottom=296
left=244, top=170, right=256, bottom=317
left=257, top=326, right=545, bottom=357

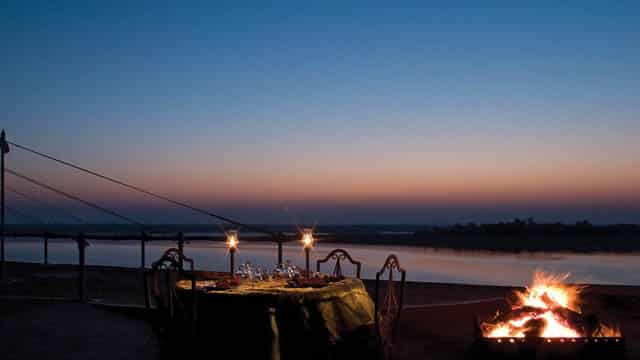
left=316, top=248, right=362, bottom=278
left=144, top=248, right=195, bottom=317
left=374, top=254, right=406, bottom=359
left=152, top=247, right=194, bottom=272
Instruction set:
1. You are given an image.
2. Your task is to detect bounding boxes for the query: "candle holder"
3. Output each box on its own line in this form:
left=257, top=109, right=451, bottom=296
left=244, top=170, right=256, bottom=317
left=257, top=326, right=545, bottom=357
left=301, top=228, right=314, bottom=278
left=226, top=230, right=239, bottom=277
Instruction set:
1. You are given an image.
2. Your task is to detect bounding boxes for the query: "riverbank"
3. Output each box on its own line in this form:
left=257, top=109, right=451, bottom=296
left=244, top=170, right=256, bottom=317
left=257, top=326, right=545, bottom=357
left=6, top=222, right=640, bottom=253
left=2, top=261, right=640, bottom=359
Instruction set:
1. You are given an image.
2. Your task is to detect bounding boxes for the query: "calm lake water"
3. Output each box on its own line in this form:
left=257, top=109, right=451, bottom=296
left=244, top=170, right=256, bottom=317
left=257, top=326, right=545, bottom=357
left=5, top=237, right=640, bottom=286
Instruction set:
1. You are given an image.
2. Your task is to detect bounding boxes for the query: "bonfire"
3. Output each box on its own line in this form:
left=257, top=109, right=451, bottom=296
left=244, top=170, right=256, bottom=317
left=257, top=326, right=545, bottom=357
left=481, top=271, right=621, bottom=338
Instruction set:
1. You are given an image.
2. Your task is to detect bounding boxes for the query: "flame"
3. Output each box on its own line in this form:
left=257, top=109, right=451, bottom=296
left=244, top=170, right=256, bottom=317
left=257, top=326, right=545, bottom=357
left=226, top=231, right=238, bottom=250
left=301, top=228, right=314, bottom=248
left=482, top=271, right=621, bottom=338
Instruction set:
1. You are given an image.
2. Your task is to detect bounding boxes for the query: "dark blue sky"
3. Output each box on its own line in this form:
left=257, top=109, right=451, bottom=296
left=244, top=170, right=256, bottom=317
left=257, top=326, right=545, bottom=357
left=2, top=1, right=639, bottom=224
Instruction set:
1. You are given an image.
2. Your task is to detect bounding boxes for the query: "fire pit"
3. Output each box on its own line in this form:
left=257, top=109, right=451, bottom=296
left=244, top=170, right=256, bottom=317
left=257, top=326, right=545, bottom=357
left=472, top=271, right=625, bottom=359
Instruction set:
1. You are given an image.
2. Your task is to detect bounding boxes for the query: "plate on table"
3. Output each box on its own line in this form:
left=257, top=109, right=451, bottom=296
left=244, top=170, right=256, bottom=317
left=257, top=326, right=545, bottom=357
left=287, top=277, right=329, bottom=288
left=203, top=278, right=240, bottom=291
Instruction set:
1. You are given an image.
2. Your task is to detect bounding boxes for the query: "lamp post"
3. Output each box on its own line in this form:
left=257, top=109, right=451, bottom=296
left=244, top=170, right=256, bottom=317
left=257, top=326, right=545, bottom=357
left=226, top=230, right=238, bottom=277
left=301, top=228, right=314, bottom=278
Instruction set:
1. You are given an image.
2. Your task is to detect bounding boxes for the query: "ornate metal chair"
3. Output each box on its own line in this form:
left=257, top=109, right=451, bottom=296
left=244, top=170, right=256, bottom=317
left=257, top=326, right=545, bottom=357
left=316, top=248, right=362, bottom=278
left=374, top=254, right=406, bottom=360
left=144, top=248, right=198, bottom=352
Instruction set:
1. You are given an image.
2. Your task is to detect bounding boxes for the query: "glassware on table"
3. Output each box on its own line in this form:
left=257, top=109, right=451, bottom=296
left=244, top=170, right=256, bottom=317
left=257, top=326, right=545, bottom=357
left=237, top=261, right=253, bottom=280
left=268, top=261, right=304, bottom=280
left=284, top=260, right=300, bottom=278
left=274, top=263, right=289, bottom=279
left=247, top=262, right=255, bottom=280
left=255, top=266, right=264, bottom=281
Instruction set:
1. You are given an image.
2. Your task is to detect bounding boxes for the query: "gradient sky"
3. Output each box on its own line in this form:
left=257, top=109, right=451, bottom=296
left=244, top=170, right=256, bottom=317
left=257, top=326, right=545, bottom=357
left=2, top=1, right=639, bottom=224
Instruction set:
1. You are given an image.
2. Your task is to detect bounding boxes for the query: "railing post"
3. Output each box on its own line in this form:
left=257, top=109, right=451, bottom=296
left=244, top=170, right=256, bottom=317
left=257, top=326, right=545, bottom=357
left=177, top=232, right=184, bottom=267
left=43, top=232, right=49, bottom=265
left=276, top=234, right=283, bottom=265
left=140, top=231, right=146, bottom=270
left=77, top=233, right=87, bottom=302
left=0, top=129, right=7, bottom=280
left=140, top=231, right=147, bottom=304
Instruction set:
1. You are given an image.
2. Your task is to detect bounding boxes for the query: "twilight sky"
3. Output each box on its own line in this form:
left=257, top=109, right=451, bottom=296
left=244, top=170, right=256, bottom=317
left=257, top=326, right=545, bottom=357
left=2, top=1, right=639, bottom=224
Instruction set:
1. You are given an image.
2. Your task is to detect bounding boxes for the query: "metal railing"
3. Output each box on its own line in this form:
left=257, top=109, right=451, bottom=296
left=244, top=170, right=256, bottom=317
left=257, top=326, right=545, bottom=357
left=4, top=231, right=294, bottom=302
left=0, top=129, right=291, bottom=283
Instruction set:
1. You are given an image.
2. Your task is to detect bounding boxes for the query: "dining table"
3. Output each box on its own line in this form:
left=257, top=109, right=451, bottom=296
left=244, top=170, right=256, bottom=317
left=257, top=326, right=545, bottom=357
left=175, top=275, right=375, bottom=360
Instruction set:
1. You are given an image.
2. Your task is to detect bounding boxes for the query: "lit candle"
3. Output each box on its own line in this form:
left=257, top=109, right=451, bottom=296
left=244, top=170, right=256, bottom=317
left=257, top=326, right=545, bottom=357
left=226, top=230, right=239, bottom=277
left=301, top=228, right=314, bottom=278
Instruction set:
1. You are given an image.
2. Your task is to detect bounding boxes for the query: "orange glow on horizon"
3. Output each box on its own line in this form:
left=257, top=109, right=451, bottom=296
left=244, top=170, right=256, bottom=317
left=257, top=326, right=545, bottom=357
left=12, top=144, right=640, bottom=210
left=21, top=168, right=640, bottom=209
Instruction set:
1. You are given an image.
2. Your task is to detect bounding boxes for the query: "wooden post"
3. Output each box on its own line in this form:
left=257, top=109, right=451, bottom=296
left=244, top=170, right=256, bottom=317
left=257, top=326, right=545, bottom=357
left=43, top=232, right=49, bottom=265
left=177, top=232, right=184, bottom=267
left=140, top=231, right=146, bottom=305
left=140, top=232, right=146, bottom=270
left=0, top=129, right=6, bottom=280
left=77, top=233, right=87, bottom=302
left=276, top=234, right=283, bottom=266
left=143, top=271, right=150, bottom=309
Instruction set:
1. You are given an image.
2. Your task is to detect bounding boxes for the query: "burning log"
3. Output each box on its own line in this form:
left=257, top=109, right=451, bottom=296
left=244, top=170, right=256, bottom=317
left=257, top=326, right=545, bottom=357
left=522, top=318, right=545, bottom=337
left=474, top=271, right=625, bottom=360
left=540, top=292, right=557, bottom=308
left=481, top=271, right=621, bottom=339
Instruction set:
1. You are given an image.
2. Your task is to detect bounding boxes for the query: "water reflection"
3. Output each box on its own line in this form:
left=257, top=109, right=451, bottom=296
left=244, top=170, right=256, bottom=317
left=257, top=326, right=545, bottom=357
left=5, top=237, right=640, bottom=286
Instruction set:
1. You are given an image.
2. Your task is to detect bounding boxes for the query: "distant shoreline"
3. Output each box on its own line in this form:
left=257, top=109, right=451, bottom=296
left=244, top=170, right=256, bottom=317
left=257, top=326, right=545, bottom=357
left=4, top=220, right=640, bottom=253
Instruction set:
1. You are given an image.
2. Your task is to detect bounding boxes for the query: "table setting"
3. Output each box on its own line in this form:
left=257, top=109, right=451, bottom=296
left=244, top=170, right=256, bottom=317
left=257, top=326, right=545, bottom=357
left=173, top=229, right=375, bottom=360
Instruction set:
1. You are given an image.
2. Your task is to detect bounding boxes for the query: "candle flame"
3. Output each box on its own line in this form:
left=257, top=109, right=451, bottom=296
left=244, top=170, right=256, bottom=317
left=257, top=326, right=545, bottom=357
left=301, top=228, right=314, bottom=248
left=226, top=230, right=238, bottom=249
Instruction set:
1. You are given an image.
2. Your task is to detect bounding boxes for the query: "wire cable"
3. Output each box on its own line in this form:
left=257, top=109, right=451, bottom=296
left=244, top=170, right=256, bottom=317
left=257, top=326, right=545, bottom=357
left=7, top=140, right=275, bottom=236
left=6, top=168, right=144, bottom=228
left=7, top=186, right=86, bottom=224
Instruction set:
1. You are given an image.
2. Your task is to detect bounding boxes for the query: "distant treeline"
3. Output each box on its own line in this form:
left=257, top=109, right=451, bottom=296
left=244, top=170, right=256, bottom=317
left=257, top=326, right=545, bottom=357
left=328, top=219, right=640, bottom=253
left=5, top=219, right=640, bottom=252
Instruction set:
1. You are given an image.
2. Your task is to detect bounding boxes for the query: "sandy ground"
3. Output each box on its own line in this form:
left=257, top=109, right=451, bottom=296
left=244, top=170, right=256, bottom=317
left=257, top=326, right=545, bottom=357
left=2, top=261, right=639, bottom=359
